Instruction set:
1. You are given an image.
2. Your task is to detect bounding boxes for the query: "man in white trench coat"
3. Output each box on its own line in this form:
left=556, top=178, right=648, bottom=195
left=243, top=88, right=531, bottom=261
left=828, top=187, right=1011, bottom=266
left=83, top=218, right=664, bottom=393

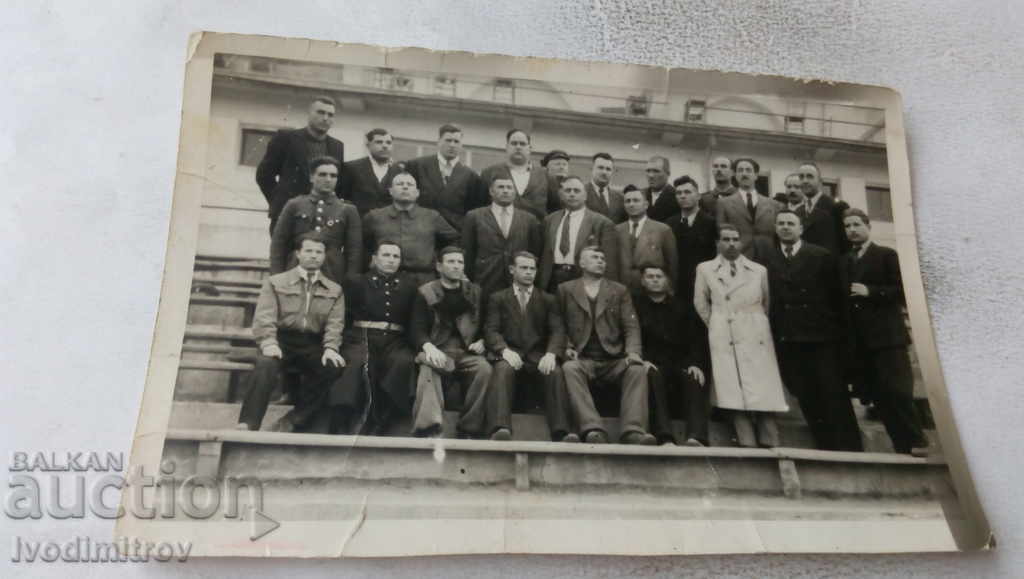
left=694, top=224, right=788, bottom=447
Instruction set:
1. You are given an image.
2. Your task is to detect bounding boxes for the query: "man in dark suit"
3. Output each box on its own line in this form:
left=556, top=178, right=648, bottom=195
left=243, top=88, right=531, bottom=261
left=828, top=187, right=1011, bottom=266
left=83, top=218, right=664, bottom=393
left=340, top=128, right=401, bottom=217
left=698, top=156, right=737, bottom=217
left=797, top=162, right=848, bottom=255
left=615, top=187, right=678, bottom=290
left=585, top=152, right=626, bottom=223
left=256, top=95, right=345, bottom=233
left=538, top=176, right=619, bottom=291
left=716, top=157, right=782, bottom=259
left=402, top=123, right=484, bottom=231
left=841, top=209, right=929, bottom=455
left=559, top=246, right=655, bottom=445
left=483, top=251, right=575, bottom=442
left=541, top=149, right=571, bottom=208
left=633, top=265, right=709, bottom=446
left=783, top=173, right=806, bottom=211
left=478, top=129, right=555, bottom=222
left=666, top=176, right=718, bottom=305
left=462, top=176, right=543, bottom=302
left=643, top=156, right=679, bottom=222
left=756, top=210, right=863, bottom=452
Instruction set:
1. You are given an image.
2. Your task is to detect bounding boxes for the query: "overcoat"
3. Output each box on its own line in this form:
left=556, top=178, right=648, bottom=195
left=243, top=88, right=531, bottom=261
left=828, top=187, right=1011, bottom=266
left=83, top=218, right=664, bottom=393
left=693, top=256, right=788, bottom=412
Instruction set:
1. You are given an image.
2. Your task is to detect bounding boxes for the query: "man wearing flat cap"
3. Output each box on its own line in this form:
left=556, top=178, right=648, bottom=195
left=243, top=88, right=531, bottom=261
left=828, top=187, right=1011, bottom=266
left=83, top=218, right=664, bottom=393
left=542, top=149, right=572, bottom=214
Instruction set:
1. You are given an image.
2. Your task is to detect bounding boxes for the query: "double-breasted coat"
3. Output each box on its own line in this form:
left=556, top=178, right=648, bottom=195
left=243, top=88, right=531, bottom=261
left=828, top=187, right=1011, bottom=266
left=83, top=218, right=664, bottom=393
left=693, top=256, right=788, bottom=412
left=462, top=205, right=543, bottom=299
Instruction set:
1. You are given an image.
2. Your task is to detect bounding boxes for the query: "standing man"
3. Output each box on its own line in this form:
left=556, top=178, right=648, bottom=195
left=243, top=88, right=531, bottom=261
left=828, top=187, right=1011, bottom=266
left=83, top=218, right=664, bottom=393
left=634, top=265, right=709, bottom=446
left=698, top=156, right=737, bottom=217
left=237, top=233, right=346, bottom=433
left=483, top=252, right=575, bottom=442
left=539, top=176, right=619, bottom=292
left=615, top=188, right=678, bottom=291
left=559, top=246, right=655, bottom=445
left=270, top=156, right=362, bottom=283
left=362, top=171, right=460, bottom=288
left=643, top=156, right=679, bottom=222
left=841, top=209, right=929, bottom=455
left=667, top=176, right=718, bottom=306
left=410, top=247, right=494, bottom=438
left=784, top=173, right=806, bottom=212
left=478, top=129, right=554, bottom=221
left=716, top=157, right=781, bottom=259
left=759, top=210, right=863, bottom=452
left=585, top=152, right=626, bottom=223
left=403, top=123, right=484, bottom=231
left=797, top=162, right=847, bottom=255
left=694, top=225, right=789, bottom=448
left=256, top=96, right=345, bottom=233
left=329, top=240, right=418, bottom=436
left=340, top=128, right=400, bottom=217
left=462, top=176, right=543, bottom=302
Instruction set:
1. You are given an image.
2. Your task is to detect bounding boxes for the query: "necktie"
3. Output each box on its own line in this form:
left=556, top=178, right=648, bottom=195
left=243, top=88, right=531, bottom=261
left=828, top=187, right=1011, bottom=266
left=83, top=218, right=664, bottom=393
left=629, top=221, right=639, bottom=251
left=558, top=211, right=572, bottom=258
left=499, top=207, right=511, bottom=237
left=517, top=288, right=528, bottom=312
left=784, top=245, right=794, bottom=260
left=851, top=243, right=863, bottom=262
left=746, top=192, right=756, bottom=220
left=601, top=188, right=610, bottom=208
left=730, top=261, right=737, bottom=277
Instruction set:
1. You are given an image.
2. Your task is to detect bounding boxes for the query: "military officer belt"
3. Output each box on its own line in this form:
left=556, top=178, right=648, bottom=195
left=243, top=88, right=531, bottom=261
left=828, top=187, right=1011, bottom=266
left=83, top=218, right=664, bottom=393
left=353, top=321, right=405, bottom=332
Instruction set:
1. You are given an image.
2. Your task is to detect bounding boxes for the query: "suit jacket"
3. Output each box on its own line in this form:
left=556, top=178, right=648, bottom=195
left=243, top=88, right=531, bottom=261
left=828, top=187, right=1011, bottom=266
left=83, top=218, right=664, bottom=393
left=644, top=184, right=680, bottom=222
left=557, top=278, right=641, bottom=358
left=759, top=241, right=844, bottom=343
left=585, top=182, right=626, bottom=223
left=802, top=193, right=844, bottom=255
left=698, top=186, right=737, bottom=218
left=716, top=190, right=782, bottom=258
left=256, top=128, right=345, bottom=221
left=340, top=157, right=401, bottom=217
left=666, top=210, right=719, bottom=304
left=410, top=280, right=483, bottom=352
left=462, top=206, right=543, bottom=297
left=615, top=218, right=679, bottom=290
left=403, top=155, right=483, bottom=231
left=839, top=242, right=909, bottom=350
left=538, top=209, right=619, bottom=290
left=483, top=287, right=565, bottom=361
left=478, top=163, right=555, bottom=222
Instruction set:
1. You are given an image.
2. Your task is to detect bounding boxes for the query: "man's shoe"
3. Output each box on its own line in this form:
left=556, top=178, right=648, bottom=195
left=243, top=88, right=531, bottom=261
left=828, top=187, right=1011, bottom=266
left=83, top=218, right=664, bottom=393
left=490, top=428, right=512, bottom=441
left=684, top=438, right=705, bottom=447
left=233, top=422, right=251, bottom=431
left=584, top=430, right=608, bottom=444
left=413, top=425, right=443, bottom=438
left=910, top=444, right=933, bottom=458
left=660, top=440, right=677, bottom=446
left=559, top=433, right=581, bottom=443
left=621, top=432, right=657, bottom=445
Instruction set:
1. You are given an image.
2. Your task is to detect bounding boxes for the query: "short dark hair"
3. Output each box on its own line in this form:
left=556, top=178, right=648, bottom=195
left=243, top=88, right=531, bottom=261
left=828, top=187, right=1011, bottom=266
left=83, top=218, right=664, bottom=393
left=436, top=246, right=464, bottom=262
left=592, top=152, right=614, bottom=164
left=296, top=232, right=327, bottom=250
left=732, top=157, right=760, bottom=174
left=776, top=208, right=804, bottom=226
left=311, top=95, right=336, bottom=108
left=673, top=175, right=699, bottom=190
left=559, top=175, right=585, bottom=189
left=438, top=123, right=462, bottom=137
left=638, top=264, right=667, bottom=277
left=622, top=187, right=646, bottom=201
left=373, top=239, right=402, bottom=256
left=365, top=128, right=390, bottom=142
left=718, top=223, right=740, bottom=238
left=648, top=156, right=670, bottom=174
left=506, top=128, right=530, bottom=143
left=511, top=251, right=538, bottom=267
left=489, top=175, right=514, bottom=190
left=308, top=155, right=341, bottom=175
left=622, top=184, right=639, bottom=194
left=843, top=207, right=871, bottom=227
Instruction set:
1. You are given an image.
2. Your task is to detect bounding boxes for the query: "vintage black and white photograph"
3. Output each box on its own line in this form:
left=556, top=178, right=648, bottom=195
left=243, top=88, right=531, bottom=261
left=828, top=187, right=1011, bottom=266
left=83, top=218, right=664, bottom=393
left=117, top=33, right=989, bottom=557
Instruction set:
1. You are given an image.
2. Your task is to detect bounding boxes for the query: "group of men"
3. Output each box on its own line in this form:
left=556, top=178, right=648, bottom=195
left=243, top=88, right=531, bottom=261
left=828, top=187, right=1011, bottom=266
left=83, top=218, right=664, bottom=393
left=234, top=95, right=928, bottom=455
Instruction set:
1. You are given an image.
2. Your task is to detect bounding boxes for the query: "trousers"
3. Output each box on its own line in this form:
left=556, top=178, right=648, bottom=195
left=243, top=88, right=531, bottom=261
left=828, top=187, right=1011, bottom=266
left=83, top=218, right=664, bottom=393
left=563, top=357, right=649, bottom=439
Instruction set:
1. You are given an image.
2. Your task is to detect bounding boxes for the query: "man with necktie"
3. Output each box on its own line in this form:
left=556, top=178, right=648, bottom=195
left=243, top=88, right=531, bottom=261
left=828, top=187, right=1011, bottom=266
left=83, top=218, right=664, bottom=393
left=715, top=157, right=782, bottom=259
left=585, top=152, right=626, bottom=223
left=538, top=176, right=619, bottom=292
left=401, top=123, right=484, bottom=231
left=666, top=175, right=718, bottom=307
left=615, top=187, right=678, bottom=291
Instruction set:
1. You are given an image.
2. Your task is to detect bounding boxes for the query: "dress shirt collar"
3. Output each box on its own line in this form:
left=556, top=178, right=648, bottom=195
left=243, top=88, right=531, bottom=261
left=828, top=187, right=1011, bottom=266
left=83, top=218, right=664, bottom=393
left=739, top=187, right=758, bottom=206
left=294, top=267, right=320, bottom=285
left=438, top=153, right=458, bottom=170
left=854, top=240, right=872, bottom=258
left=781, top=239, right=803, bottom=255
left=491, top=203, right=514, bottom=217
left=514, top=283, right=533, bottom=300
left=679, top=210, right=698, bottom=226
left=628, top=215, right=648, bottom=234
left=807, top=191, right=823, bottom=212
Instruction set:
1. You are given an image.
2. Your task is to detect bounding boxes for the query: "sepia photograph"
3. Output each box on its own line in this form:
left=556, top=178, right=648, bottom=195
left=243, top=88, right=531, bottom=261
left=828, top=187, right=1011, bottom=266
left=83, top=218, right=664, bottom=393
left=116, top=32, right=989, bottom=557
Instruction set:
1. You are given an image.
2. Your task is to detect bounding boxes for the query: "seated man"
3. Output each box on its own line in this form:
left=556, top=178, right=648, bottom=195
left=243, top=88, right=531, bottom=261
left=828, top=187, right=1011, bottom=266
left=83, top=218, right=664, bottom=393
left=329, top=240, right=417, bottom=435
left=483, top=251, right=575, bottom=442
left=237, top=233, right=346, bottom=432
left=410, top=246, right=493, bottom=438
left=559, top=246, right=656, bottom=445
left=632, top=265, right=708, bottom=446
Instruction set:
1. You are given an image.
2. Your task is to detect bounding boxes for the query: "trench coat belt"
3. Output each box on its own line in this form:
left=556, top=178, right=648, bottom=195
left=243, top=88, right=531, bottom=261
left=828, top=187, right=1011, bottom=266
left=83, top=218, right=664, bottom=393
left=723, top=305, right=764, bottom=316
left=353, top=321, right=405, bottom=332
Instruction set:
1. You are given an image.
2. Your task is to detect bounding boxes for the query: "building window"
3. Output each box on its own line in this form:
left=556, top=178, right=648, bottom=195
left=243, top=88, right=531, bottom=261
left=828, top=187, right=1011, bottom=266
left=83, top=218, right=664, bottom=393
left=866, top=185, right=894, bottom=222
left=785, top=115, right=805, bottom=133
left=493, top=79, right=515, bottom=104
left=434, top=76, right=457, bottom=98
left=239, top=128, right=276, bottom=167
left=685, top=99, right=706, bottom=123
left=822, top=179, right=839, bottom=199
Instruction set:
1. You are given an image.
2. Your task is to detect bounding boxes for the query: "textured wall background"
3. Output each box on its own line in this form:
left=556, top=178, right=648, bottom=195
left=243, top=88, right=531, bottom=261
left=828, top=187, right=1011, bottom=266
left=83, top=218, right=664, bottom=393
left=0, top=1, right=1020, bottom=576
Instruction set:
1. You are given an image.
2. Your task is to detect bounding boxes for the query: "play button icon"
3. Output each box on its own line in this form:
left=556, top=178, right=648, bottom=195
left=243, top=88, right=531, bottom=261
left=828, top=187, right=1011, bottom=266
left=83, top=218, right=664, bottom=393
left=248, top=506, right=280, bottom=541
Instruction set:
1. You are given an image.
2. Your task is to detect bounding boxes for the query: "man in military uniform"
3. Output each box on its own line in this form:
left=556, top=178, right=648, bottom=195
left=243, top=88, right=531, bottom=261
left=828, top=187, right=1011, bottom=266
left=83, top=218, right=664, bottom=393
left=237, top=233, right=346, bottom=433
left=329, top=240, right=418, bottom=435
left=270, top=155, right=363, bottom=283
